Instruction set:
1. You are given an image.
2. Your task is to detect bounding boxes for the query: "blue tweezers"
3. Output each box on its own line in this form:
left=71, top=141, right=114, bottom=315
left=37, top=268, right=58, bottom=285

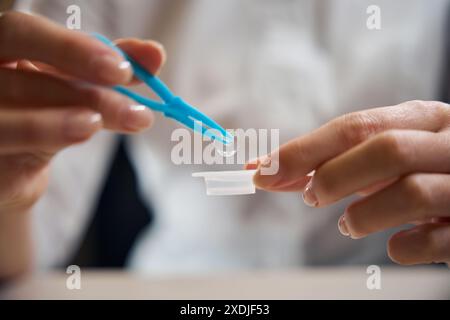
left=92, top=33, right=233, bottom=145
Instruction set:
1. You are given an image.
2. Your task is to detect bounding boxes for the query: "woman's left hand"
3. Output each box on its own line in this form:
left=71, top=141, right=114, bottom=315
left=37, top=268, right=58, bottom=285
left=248, top=100, right=450, bottom=266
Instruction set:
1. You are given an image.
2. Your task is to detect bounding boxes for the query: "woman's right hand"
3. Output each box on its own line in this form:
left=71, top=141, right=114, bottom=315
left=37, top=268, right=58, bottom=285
left=0, top=11, right=165, bottom=214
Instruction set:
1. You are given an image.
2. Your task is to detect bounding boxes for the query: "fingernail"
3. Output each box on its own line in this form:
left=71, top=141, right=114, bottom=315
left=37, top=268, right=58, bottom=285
left=253, top=155, right=282, bottom=188
left=302, top=179, right=318, bottom=207
left=244, top=163, right=256, bottom=170
left=338, top=215, right=350, bottom=237
left=245, top=157, right=259, bottom=169
left=260, top=155, right=272, bottom=167
left=66, top=111, right=103, bottom=141
left=122, top=105, right=153, bottom=131
left=90, top=54, right=133, bottom=84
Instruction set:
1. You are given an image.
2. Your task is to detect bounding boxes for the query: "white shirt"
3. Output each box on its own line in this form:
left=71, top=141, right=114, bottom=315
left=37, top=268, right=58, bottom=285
left=15, top=0, right=449, bottom=274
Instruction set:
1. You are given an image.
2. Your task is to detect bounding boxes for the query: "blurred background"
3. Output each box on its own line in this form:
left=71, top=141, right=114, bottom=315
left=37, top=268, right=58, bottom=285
left=2, top=0, right=449, bottom=276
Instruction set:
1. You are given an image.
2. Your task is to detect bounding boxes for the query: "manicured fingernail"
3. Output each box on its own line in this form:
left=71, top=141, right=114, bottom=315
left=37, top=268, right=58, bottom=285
left=253, top=155, right=282, bottom=188
left=338, top=215, right=350, bottom=237
left=260, top=156, right=272, bottom=167
left=66, top=111, right=103, bottom=141
left=90, top=54, right=132, bottom=84
left=245, top=158, right=259, bottom=169
left=302, top=179, right=318, bottom=207
left=122, top=105, right=153, bottom=131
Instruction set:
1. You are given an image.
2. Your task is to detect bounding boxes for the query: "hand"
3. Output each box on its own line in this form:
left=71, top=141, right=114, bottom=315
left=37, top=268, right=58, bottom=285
left=0, top=11, right=165, bottom=277
left=249, top=100, right=450, bottom=266
left=0, top=11, right=165, bottom=213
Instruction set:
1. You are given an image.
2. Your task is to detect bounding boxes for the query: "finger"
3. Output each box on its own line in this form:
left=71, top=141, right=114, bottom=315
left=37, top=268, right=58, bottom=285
left=0, top=11, right=132, bottom=85
left=25, top=37, right=167, bottom=85
left=16, top=60, right=39, bottom=72
left=308, top=130, right=450, bottom=206
left=23, top=61, right=75, bottom=81
left=388, top=223, right=450, bottom=265
left=244, top=158, right=259, bottom=170
left=253, top=101, right=449, bottom=189
left=0, top=69, right=153, bottom=132
left=0, top=108, right=102, bottom=154
left=245, top=159, right=312, bottom=192
left=16, top=60, right=76, bottom=91
left=259, top=176, right=311, bottom=192
left=341, top=174, right=450, bottom=238
left=116, top=38, right=166, bottom=84
left=0, top=154, right=50, bottom=212
left=355, top=178, right=397, bottom=196
left=0, top=68, right=86, bottom=107
left=0, top=61, right=17, bottom=69
left=409, top=217, right=450, bottom=225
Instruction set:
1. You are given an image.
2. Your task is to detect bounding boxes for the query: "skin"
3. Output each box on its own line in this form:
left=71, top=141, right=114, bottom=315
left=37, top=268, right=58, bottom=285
left=0, top=11, right=165, bottom=279
left=248, top=100, right=450, bottom=266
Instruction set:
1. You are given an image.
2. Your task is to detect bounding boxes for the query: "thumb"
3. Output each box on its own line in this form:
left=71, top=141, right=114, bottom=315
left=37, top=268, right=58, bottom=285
left=116, top=38, right=166, bottom=83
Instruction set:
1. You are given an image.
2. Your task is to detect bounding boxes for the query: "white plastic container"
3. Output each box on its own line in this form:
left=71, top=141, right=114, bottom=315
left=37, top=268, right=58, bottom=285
left=192, top=170, right=257, bottom=196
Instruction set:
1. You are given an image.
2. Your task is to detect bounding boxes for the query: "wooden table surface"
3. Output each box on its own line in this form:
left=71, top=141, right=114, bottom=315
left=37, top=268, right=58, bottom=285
left=1, top=267, right=449, bottom=300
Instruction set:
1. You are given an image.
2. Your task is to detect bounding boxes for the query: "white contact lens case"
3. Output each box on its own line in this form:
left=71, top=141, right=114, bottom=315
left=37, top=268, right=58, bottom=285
left=192, top=170, right=257, bottom=196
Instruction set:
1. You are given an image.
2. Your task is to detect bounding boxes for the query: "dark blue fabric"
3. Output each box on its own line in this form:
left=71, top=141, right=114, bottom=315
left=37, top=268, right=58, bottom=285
left=69, top=137, right=153, bottom=268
